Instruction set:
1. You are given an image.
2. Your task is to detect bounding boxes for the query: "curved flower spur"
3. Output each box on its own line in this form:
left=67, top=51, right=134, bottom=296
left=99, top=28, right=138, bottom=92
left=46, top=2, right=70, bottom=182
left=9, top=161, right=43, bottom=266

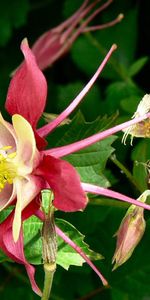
left=1, top=40, right=150, bottom=295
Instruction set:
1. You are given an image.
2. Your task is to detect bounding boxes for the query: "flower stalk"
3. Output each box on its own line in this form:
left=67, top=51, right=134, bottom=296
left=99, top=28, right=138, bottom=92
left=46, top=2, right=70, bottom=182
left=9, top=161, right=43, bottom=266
left=41, top=263, right=56, bottom=300
left=41, top=190, right=57, bottom=300
left=110, top=154, right=141, bottom=193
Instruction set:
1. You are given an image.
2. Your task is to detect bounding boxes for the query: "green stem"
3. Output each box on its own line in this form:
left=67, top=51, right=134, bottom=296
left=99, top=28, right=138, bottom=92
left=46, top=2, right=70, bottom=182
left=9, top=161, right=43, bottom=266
left=41, top=263, right=56, bottom=300
left=110, top=155, right=142, bottom=193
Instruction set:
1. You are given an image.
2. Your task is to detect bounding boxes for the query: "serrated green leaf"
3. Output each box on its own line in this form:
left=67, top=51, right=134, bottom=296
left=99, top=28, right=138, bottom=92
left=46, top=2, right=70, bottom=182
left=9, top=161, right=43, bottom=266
left=56, top=218, right=103, bottom=270
left=47, top=111, right=117, bottom=187
left=128, top=57, right=148, bottom=77
left=23, top=216, right=103, bottom=270
left=66, top=136, right=116, bottom=188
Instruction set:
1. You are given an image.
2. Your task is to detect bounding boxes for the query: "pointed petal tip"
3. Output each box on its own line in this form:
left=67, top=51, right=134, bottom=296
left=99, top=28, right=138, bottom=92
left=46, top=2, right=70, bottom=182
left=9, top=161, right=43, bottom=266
left=21, top=38, right=29, bottom=48
left=12, top=219, right=21, bottom=243
left=6, top=37, right=47, bottom=128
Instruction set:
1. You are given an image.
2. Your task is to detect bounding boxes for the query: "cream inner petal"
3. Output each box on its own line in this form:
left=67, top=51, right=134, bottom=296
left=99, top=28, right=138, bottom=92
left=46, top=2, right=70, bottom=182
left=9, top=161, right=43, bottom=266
left=12, top=114, right=39, bottom=175
left=0, top=182, right=16, bottom=210
left=0, top=113, right=16, bottom=152
left=13, top=175, right=42, bottom=242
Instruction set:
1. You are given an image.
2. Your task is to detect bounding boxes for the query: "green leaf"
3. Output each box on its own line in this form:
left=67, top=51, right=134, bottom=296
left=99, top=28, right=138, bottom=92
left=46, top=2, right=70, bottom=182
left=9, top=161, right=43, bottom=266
left=104, top=81, right=142, bottom=114
left=56, top=218, right=103, bottom=270
left=47, top=111, right=117, bottom=187
left=120, top=95, right=140, bottom=114
left=23, top=216, right=103, bottom=270
left=128, top=57, right=148, bottom=77
left=0, top=0, right=29, bottom=46
left=0, top=207, right=13, bottom=223
left=66, top=137, right=116, bottom=188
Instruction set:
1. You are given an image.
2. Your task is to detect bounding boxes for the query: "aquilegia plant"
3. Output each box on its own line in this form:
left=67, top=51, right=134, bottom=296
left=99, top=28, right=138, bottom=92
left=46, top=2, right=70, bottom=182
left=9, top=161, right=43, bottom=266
left=1, top=39, right=150, bottom=298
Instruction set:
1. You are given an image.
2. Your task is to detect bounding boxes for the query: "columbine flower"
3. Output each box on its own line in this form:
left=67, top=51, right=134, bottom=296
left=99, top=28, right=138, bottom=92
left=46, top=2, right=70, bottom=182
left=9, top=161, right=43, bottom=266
left=112, top=190, right=150, bottom=270
left=31, top=0, right=123, bottom=70
left=1, top=39, right=150, bottom=295
left=122, top=94, right=150, bottom=145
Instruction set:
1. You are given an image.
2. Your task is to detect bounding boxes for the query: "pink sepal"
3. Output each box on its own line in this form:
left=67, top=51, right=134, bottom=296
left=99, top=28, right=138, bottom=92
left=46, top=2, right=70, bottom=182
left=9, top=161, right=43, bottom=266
left=36, top=155, right=87, bottom=212
left=5, top=39, right=47, bottom=128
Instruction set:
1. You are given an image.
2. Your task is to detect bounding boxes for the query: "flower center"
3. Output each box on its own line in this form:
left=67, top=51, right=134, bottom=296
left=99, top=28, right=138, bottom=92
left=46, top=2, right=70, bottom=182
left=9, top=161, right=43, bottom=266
left=0, top=146, right=17, bottom=191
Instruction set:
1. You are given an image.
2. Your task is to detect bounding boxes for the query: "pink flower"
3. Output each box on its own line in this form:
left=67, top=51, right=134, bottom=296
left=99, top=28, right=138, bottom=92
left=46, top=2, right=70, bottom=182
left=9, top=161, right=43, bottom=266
left=4, top=39, right=88, bottom=243
left=31, top=0, right=123, bottom=70
left=1, top=40, right=150, bottom=295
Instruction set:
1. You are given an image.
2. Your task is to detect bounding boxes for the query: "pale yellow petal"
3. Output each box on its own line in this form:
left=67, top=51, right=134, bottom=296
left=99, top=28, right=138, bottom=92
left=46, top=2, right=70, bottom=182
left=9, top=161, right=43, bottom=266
left=0, top=113, right=16, bottom=150
left=12, top=114, right=39, bottom=175
left=12, top=175, right=42, bottom=242
left=0, top=183, right=16, bottom=210
left=13, top=179, right=22, bottom=242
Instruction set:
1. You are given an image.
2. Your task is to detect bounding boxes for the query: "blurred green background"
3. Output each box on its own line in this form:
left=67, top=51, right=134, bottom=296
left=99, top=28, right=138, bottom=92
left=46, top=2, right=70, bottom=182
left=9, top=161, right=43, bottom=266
left=1, top=0, right=150, bottom=299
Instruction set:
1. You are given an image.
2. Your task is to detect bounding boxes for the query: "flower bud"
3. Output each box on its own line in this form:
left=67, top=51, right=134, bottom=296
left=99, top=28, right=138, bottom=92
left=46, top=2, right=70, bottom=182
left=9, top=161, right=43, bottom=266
left=112, top=190, right=150, bottom=270
left=31, top=0, right=122, bottom=70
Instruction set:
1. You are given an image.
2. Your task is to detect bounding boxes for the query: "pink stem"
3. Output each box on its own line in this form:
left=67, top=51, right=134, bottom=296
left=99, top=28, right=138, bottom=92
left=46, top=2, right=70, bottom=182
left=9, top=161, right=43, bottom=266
left=38, top=44, right=117, bottom=137
left=55, top=225, right=108, bottom=286
left=82, top=183, right=150, bottom=211
left=44, top=112, right=150, bottom=158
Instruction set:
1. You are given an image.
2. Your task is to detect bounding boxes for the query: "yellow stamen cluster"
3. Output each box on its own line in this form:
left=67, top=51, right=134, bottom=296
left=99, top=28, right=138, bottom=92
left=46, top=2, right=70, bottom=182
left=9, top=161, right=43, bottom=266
left=0, top=146, right=16, bottom=191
